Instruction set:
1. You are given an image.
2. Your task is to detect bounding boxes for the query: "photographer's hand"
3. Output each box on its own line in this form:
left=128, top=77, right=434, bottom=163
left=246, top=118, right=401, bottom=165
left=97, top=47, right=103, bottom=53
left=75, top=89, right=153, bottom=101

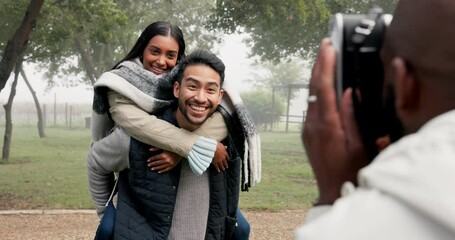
left=302, top=39, right=369, bottom=206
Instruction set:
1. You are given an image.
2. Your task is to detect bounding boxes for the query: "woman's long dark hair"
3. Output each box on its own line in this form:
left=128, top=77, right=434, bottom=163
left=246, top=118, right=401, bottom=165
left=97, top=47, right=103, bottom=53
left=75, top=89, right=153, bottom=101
left=112, top=21, right=185, bottom=69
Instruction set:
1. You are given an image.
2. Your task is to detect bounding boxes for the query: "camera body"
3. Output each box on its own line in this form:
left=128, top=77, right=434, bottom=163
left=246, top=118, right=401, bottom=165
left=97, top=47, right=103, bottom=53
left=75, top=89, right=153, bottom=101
left=328, top=8, right=393, bottom=160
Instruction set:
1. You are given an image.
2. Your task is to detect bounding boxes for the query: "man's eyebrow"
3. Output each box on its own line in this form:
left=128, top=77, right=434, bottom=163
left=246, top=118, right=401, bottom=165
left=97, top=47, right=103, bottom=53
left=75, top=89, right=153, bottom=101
left=184, top=78, right=199, bottom=84
left=185, top=77, right=220, bottom=87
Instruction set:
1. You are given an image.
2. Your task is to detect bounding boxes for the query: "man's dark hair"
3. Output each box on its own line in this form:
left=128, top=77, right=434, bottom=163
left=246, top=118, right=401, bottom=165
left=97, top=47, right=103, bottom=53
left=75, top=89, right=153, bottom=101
left=174, top=49, right=225, bottom=85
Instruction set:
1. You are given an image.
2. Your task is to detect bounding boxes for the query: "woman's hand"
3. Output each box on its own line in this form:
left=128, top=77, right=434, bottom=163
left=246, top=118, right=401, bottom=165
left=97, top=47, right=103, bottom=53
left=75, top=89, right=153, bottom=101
left=212, top=142, right=229, bottom=172
left=147, top=147, right=182, bottom=173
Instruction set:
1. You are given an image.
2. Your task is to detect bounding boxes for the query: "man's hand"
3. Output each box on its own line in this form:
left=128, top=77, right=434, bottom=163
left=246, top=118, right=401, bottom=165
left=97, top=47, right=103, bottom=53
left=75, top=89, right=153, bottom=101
left=302, top=38, right=369, bottom=205
left=212, top=142, right=228, bottom=172
left=147, top=147, right=182, bottom=174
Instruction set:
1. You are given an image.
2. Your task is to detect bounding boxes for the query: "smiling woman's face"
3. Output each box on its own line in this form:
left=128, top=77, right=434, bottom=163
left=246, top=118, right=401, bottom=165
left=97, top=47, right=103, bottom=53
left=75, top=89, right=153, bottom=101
left=142, top=35, right=179, bottom=75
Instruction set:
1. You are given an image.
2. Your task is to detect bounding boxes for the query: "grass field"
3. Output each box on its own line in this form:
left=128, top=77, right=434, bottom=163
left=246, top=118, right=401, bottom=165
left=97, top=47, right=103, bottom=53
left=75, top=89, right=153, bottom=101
left=0, top=126, right=316, bottom=211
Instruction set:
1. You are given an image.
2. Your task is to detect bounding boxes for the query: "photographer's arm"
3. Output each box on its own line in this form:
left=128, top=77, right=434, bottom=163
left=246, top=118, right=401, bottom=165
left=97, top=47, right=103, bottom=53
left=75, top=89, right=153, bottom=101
left=108, top=90, right=228, bottom=174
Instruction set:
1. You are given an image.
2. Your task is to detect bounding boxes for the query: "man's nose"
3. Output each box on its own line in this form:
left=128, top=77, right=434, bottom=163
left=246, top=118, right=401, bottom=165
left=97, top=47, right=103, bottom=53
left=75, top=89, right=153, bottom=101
left=194, top=90, right=207, bottom=102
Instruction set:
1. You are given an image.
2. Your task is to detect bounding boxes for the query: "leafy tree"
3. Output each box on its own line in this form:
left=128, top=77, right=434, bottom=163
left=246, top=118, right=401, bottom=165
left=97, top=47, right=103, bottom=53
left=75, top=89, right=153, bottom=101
left=0, top=0, right=125, bottom=143
left=124, top=0, right=222, bottom=52
left=0, top=0, right=44, bottom=90
left=0, top=0, right=44, bottom=161
left=241, top=90, right=285, bottom=130
left=209, top=0, right=398, bottom=62
left=1, top=0, right=400, bottom=88
left=46, top=0, right=223, bottom=87
left=1, top=0, right=223, bottom=89
left=208, top=0, right=330, bottom=62
left=1, top=0, right=128, bottom=89
left=30, top=0, right=129, bottom=86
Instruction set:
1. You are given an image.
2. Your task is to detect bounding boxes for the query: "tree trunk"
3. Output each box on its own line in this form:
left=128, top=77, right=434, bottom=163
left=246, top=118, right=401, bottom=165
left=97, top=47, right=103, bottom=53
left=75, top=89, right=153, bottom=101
left=2, top=60, right=21, bottom=162
left=75, top=35, right=99, bottom=85
left=0, top=0, right=44, bottom=91
left=20, top=68, right=45, bottom=138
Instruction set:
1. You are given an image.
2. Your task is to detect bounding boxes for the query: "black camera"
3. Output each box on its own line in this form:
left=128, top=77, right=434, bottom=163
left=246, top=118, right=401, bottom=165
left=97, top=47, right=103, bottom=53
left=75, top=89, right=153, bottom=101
left=328, top=7, right=393, bottom=160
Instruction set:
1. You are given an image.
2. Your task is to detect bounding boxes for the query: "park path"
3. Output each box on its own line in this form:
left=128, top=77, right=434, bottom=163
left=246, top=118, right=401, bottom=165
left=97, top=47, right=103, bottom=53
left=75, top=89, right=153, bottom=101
left=0, top=209, right=307, bottom=240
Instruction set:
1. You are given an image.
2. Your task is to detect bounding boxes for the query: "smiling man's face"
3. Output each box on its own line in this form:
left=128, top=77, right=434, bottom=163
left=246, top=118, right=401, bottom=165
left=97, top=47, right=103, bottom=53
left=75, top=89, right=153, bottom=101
left=173, top=64, right=224, bottom=131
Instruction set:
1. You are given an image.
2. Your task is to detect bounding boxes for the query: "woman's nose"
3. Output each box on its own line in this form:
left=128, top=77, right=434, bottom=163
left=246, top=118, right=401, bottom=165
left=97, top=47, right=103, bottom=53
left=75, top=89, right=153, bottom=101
left=156, top=55, right=166, bottom=66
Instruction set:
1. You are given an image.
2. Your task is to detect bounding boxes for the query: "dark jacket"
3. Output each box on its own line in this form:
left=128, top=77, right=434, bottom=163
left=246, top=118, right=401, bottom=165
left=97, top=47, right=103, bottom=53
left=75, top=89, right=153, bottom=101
left=113, top=107, right=240, bottom=240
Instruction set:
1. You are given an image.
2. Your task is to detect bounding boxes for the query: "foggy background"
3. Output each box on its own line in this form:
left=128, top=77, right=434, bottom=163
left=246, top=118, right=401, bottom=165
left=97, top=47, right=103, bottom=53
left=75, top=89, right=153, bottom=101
left=0, top=0, right=399, bottom=143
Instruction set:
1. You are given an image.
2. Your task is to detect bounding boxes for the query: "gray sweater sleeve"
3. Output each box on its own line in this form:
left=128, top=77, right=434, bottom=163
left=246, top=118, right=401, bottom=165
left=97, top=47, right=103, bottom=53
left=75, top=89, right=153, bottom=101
left=87, top=127, right=130, bottom=218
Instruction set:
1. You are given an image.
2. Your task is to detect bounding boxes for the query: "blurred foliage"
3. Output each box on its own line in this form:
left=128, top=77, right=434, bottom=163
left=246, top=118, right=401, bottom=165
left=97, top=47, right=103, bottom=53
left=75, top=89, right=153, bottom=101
left=208, top=0, right=398, bottom=62
left=208, top=0, right=330, bottom=62
left=241, top=90, right=285, bottom=129
left=0, top=0, right=128, bottom=88
left=0, top=0, right=221, bottom=89
left=0, top=0, right=399, bottom=91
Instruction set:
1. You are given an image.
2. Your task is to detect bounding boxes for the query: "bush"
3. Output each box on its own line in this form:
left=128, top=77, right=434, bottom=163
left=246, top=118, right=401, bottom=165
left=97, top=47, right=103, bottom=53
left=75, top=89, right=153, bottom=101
left=241, top=90, right=285, bottom=130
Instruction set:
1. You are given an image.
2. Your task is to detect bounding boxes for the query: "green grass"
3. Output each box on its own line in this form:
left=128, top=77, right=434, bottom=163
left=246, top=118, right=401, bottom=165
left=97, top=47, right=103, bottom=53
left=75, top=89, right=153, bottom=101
left=239, top=132, right=316, bottom=211
left=0, top=126, right=316, bottom=211
left=0, top=127, right=93, bottom=209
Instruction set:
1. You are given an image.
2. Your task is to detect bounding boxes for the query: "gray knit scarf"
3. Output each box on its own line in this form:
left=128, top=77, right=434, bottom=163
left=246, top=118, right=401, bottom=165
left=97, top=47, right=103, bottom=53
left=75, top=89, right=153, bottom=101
left=93, top=59, right=176, bottom=115
left=92, top=59, right=261, bottom=191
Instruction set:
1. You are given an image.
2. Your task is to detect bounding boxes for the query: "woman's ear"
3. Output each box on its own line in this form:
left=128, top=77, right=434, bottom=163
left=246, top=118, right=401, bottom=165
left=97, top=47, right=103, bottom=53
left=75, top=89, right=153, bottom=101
left=392, top=57, right=419, bottom=110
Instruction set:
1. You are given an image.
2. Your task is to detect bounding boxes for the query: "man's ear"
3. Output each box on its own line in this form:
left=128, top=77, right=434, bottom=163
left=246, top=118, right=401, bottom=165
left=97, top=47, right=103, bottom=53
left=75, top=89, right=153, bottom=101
left=173, top=81, right=180, bottom=98
left=392, top=57, right=419, bottom=110
left=218, top=89, right=225, bottom=105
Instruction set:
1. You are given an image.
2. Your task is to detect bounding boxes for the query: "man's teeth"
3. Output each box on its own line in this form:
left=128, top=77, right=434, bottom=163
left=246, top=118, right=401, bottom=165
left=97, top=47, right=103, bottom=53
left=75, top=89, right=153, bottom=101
left=190, top=105, right=206, bottom=111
